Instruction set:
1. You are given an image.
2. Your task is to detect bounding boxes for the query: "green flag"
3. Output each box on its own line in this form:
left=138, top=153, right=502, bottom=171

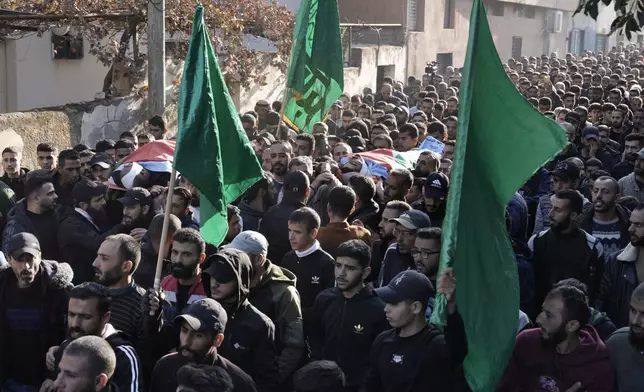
left=429, top=0, right=567, bottom=390
left=282, top=0, right=344, bottom=133
left=174, top=5, right=263, bottom=246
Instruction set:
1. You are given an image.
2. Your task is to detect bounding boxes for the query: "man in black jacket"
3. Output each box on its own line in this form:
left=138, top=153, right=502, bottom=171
left=281, top=207, right=335, bottom=316
left=370, top=201, right=411, bottom=283
left=150, top=298, right=257, bottom=392
left=596, top=203, right=644, bottom=327
left=59, top=178, right=129, bottom=283
left=577, top=175, right=631, bottom=255
left=205, top=249, right=279, bottom=392
left=3, top=171, right=60, bottom=260
left=118, top=187, right=154, bottom=233
left=364, top=269, right=467, bottom=391
left=260, top=170, right=309, bottom=264
left=52, top=149, right=83, bottom=210
left=1, top=146, right=29, bottom=201
left=0, top=233, right=72, bottom=390
left=43, top=282, right=143, bottom=392
left=529, top=189, right=604, bottom=306
left=308, top=240, right=388, bottom=392
left=348, top=175, right=380, bottom=234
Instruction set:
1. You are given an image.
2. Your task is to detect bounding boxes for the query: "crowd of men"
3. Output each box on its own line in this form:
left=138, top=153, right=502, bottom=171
left=2, top=43, right=644, bottom=392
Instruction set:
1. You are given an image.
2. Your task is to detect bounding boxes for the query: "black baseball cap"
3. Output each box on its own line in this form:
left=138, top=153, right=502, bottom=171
left=118, top=187, right=151, bottom=206
left=424, top=172, right=449, bottom=200
left=551, top=161, right=580, bottom=181
left=90, top=154, right=111, bottom=169
left=392, top=210, right=431, bottom=230
left=283, top=171, right=310, bottom=198
left=375, top=270, right=433, bottom=304
left=174, top=298, right=228, bottom=333
left=72, top=178, right=107, bottom=203
left=6, top=232, right=41, bottom=259
left=204, top=253, right=237, bottom=284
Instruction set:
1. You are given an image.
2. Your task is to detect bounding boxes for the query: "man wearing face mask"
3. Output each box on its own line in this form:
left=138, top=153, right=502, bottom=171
left=205, top=249, right=279, bottom=392
left=412, top=173, right=449, bottom=228
left=59, top=179, right=130, bottom=284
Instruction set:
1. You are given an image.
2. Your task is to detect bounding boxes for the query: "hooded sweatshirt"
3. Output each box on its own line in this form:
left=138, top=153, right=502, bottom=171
left=247, top=260, right=304, bottom=382
left=238, top=200, right=265, bottom=232
left=498, top=327, right=614, bottom=392
left=208, top=250, right=279, bottom=392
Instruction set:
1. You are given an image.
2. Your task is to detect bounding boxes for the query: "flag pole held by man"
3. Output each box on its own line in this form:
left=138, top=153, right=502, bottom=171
left=429, top=0, right=568, bottom=391
left=281, top=0, right=344, bottom=133
left=173, top=5, right=263, bottom=247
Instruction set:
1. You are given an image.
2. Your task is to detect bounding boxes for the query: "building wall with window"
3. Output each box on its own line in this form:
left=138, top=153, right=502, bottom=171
left=0, top=31, right=109, bottom=113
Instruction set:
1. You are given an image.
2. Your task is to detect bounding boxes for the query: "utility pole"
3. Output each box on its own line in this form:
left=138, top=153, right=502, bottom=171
left=148, top=0, right=166, bottom=118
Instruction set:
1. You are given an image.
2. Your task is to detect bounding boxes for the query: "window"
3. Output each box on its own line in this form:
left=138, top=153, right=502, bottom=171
left=444, top=0, right=455, bottom=29
left=490, top=1, right=504, bottom=16
left=511, top=36, right=522, bottom=59
left=596, top=34, right=607, bottom=53
left=524, top=5, right=535, bottom=19
left=436, top=53, right=453, bottom=75
left=52, top=33, right=84, bottom=60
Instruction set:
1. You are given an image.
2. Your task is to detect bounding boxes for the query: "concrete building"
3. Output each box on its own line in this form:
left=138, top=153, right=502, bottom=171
left=339, top=0, right=579, bottom=79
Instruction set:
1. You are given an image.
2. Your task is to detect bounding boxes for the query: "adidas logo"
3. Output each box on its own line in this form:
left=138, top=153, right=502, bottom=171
left=311, top=276, right=320, bottom=284
left=431, top=179, right=443, bottom=188
left=354, top=324, right=364, bottom=334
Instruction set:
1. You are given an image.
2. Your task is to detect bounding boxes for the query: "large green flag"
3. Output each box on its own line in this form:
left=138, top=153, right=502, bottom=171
left=429, top=0, right=567, bottom=390
left=282, top=0, right=344, bottom=133
left=174, top=5, right=263, bottom=246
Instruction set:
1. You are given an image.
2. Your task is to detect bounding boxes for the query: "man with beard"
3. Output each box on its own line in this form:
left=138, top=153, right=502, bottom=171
left=533, top=160, right=590, bottom=234
left=610, top=108, right=630, bottom=144
left=498, top=285, right=614, bottom=392
left=529, top=189, right=604, bottom=307
left=136, top=213, right=181, bottom=290
left=3, top=171, right=60, bottom=260
left=308, top=240, right=388, bottom=392
left=150, top=298, right=256, bottom=392
left=205, top=249, right=279, bottom=392
left=377, top=210, right=431, bottom=287
left=0, top=233, right=72, bottom=391
left=238, top=175, right=276, bottom=232
left=596, top=204, right=644, bottom=328
left=59, top=179, right=131, bottom=284
left=92, top=235, right=146, bottom=359
left=606, top=281, right=644, bottom=391
left=89, top=154, right=112, bottom=183
left=53, top=149, right=83, bottom=209
left=118, top=187, right=154, bottom=234
left=619, top=148, right=644, bottom=203
left=268, top=141, right=292, bottom=196
left=577, top=176, right=631, bottom=255
left=53, top=336, right=117, bottom=392
left=370, top=201, right=411, bottom=283
left=169, top=187, right=199, bottom=230
left=413, top=172, right=449, bottom=228
left=412, top=228, right=441, bottom=296
left=612, top=134, right=644, bottom=180
left=43, top=282, right=143, bottom=392
left=383, top=168, right=414, bottom=205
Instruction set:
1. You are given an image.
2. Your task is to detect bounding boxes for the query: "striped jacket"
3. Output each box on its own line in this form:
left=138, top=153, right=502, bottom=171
left=160, top=274, right=207, bottom=324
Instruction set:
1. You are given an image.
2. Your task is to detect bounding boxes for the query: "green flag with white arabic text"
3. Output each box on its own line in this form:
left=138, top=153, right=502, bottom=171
left=429, top=0, right=568, bottom=390
left=282, top=0, right=344, bottom=133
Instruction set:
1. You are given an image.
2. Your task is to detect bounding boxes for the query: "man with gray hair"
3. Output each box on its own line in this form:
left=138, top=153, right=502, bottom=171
left=227, top=231, right=304, bottom=386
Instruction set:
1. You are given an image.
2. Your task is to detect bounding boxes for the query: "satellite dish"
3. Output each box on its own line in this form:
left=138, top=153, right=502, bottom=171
left=51, top=26, right=71, bottom=36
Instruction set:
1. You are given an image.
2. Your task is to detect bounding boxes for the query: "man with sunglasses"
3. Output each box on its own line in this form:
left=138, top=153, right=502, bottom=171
left=377, top=210, right=431, bottom=287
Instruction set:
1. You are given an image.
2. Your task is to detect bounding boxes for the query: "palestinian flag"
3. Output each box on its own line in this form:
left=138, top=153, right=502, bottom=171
left=108, top=140, right=176, bottom=190
left=339, top=148, right=424, bottom=178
